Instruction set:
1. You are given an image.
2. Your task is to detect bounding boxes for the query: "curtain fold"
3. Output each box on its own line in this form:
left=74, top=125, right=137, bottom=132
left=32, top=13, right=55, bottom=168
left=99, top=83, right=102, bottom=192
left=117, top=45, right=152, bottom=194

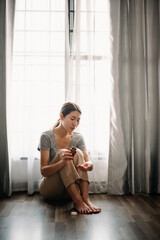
left=0, top=0, right=15, bottom=196
left=108, top=0, right=160, bottom=194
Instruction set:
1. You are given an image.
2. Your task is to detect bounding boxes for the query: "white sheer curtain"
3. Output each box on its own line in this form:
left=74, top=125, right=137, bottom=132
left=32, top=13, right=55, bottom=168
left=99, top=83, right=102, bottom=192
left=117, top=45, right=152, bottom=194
left=10, top=0, right=111, bottom=194
left=65, top=0, right=112, bottom=193
left=11, top=0, right=66, bottom=194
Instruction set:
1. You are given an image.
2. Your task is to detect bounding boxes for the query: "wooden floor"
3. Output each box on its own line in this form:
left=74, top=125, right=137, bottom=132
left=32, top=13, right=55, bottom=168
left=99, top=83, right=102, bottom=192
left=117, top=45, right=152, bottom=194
left=0, top=192, right=160, bottom=240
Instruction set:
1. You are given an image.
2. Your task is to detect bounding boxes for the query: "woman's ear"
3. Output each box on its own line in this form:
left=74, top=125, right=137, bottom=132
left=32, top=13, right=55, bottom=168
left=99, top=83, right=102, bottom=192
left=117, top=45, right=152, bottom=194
left=60, top=113, right=63, bottom=120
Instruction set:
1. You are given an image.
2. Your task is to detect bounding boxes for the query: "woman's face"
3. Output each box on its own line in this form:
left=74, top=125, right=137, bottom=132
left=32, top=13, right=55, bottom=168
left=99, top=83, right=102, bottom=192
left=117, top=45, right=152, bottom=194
left=61, top=111, right=81, bottom=133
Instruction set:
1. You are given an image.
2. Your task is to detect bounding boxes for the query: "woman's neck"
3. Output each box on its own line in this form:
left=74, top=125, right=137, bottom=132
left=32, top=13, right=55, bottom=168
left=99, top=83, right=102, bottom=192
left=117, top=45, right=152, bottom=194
left=54, top=124, right=70, bottom=138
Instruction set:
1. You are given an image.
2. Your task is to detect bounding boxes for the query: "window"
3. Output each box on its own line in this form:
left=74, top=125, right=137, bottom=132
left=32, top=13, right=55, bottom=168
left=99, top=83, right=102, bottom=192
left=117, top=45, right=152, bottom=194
left=12, top=0, right=111, bottom=159
left=11, top=0, right=111, bottom=193
left=68, top=0, right=75, bottom=50
left=11, top=0, right=66, bottom=159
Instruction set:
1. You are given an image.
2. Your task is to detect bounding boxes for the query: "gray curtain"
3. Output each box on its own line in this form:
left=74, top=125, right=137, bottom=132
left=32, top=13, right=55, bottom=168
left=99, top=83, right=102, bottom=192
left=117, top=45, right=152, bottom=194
left=108, top=0, right=160, bottom=194
left=0, top=0, right=15, bottom=196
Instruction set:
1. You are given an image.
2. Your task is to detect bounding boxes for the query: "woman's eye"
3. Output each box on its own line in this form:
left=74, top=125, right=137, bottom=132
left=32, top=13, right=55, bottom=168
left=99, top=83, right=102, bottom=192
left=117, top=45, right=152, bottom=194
left=70, top=118, right=80, bottom=122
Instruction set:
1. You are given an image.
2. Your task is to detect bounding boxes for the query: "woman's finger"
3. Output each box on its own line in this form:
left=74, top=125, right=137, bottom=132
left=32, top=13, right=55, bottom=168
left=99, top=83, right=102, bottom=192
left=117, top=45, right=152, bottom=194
left=77, top=165, right=87, bottom=171
left=62, top=151, right=73, bottom=161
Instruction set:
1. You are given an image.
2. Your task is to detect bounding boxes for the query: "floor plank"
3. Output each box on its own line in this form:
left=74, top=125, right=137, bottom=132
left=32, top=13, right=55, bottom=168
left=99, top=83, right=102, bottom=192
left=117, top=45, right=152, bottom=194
left=0, top=193, right=160, bottom=240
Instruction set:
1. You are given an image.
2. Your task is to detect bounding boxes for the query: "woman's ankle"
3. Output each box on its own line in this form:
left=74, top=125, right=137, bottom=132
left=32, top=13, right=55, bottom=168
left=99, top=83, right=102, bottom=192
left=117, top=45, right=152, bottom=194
left=81, top=193, right=89, bottom=202
left=67, top=183, right=83, bottom=203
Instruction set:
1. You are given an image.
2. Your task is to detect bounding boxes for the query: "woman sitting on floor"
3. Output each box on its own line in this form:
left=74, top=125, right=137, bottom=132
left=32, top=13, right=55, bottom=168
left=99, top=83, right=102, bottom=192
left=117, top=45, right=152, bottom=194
left=38, top=102, right=101, bottom=214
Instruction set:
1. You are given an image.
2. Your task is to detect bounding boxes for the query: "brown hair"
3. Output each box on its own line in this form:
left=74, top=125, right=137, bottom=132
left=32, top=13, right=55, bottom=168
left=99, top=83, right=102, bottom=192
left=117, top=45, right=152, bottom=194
left=54, top=102, right=81, bottom=128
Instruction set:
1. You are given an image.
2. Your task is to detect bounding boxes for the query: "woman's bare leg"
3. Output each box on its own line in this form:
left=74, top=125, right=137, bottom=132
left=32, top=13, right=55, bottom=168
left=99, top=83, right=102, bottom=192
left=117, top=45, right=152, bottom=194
left=79, top=180, right=101, bottom=213
left=67, top=182, right=92, bottom=214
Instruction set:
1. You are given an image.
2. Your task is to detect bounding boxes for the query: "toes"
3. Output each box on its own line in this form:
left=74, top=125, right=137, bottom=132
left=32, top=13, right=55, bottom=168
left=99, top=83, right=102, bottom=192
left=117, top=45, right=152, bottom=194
left=80, top=208, right=92, bottom=214
left=89, top=206, right=101, bottom=213
left=93, top=208, right=101, bottom=213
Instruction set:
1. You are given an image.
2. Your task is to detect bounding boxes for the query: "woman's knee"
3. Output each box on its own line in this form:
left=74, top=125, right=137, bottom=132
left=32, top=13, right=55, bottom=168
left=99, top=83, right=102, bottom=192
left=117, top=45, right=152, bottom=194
left=73, top=148, right=85, bottom=165
left=57, top=148, right=84, bottom=164
left=58, top=148, right=84, bottom=160
left=75, top=148, right=84, bottom=157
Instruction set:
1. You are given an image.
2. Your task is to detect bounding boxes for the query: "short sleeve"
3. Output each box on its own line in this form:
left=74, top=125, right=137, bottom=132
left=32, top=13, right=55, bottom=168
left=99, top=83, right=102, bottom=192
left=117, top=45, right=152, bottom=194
left=76, top=134, right=87, bottom=150
left=37, top=133, right=50, bottom=151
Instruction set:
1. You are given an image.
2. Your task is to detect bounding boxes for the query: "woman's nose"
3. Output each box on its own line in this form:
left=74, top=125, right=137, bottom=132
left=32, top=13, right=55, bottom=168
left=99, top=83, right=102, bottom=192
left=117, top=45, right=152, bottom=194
left=73, top=121, right=77, bottom=127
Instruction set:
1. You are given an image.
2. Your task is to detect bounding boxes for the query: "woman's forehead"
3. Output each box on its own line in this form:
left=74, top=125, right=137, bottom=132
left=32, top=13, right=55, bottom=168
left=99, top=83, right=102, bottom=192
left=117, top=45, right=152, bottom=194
left=69, top=111, right=81, bottom=117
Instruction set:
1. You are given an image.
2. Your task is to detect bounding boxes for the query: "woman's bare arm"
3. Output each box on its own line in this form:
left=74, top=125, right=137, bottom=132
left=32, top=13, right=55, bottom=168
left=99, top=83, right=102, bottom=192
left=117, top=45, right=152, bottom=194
left=40, top=149, right=66, bottom=177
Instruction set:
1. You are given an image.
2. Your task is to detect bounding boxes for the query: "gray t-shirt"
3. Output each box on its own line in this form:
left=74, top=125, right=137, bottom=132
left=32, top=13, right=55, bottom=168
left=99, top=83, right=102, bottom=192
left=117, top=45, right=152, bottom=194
left=38, top=129, right=87, bottom=164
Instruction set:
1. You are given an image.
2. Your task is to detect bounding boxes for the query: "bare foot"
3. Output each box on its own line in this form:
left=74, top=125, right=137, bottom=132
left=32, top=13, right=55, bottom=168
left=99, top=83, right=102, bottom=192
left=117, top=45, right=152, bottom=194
left=82, top=197, right=101, bottom=213
left=73, top=199, right=93, bottom=214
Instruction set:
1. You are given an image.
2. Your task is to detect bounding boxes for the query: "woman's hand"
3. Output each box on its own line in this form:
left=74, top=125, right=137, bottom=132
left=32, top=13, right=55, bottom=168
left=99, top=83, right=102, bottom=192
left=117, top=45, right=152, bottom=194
left=62, top=150, right=73, bottom=163
left=77, top=162, right=93, bottom=171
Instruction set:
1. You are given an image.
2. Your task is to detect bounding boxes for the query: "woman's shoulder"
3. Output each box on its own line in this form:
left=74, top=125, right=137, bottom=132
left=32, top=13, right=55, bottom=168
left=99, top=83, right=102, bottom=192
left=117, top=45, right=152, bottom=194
left=72, top=131, right=86, bottom=150
left=72, top=131, right=85, bottom=141
left=40, top=129, right=54, bottom=139
left=38, top=129, right=54, bottom=151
